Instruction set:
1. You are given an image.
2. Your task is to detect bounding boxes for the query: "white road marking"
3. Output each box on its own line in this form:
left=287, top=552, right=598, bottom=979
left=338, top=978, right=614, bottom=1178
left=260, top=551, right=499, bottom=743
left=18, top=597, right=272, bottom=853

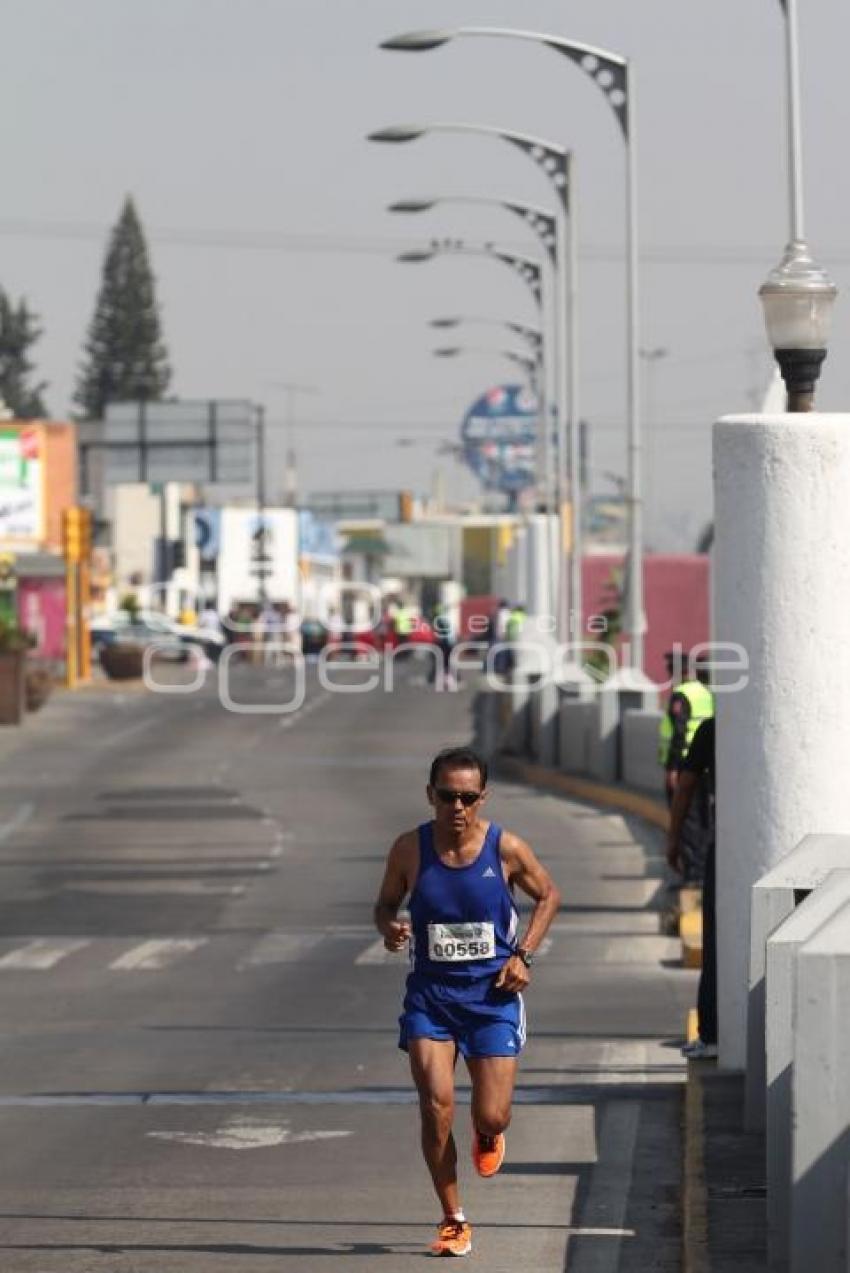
left=239, top=932, right=323, bottom=969
left=63, top=881, right=245, bottom=897
left=0, top=937, right=89, bottom=970
left=109, top=939, right=207, bottom=970
left=0, top=802, right=35, bottom=844
left=566, top=1101, right=640, bottom=1272
left=147, top=1116, right=352, bottom=1150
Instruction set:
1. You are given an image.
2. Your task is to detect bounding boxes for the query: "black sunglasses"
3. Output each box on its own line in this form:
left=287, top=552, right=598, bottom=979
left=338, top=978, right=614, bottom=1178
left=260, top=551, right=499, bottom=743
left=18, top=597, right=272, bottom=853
left=434, top=787, right=483, bottom=808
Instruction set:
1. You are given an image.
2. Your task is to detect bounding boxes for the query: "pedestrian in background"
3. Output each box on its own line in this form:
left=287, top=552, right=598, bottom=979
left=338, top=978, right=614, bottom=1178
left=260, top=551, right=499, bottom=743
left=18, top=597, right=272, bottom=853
left=504, top=602, right=527, bottom=677
left=667, top=716, right=717, bottom=1059
left=432, top=602, right=458, bottom=691
left=658, top=649, right=714, bottom=880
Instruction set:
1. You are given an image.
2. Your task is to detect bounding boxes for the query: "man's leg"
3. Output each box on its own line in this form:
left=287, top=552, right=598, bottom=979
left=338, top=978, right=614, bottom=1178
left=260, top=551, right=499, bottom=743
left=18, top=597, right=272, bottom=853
left=466, top=1055, right=518, bottom=1139
left=408, top=1038, right=462, bottom=1218
left=697, top=840, right=718, bottom=1044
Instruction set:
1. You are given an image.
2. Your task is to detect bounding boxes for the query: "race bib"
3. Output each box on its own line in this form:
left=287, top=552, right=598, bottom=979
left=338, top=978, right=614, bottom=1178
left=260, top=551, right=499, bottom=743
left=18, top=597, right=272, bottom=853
left=427, top=922, right=496, bottom=962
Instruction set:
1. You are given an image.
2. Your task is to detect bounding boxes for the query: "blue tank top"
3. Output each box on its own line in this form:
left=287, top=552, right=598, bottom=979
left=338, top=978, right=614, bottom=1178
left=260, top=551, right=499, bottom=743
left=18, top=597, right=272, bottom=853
left=408, top=821, right=518, bottom=988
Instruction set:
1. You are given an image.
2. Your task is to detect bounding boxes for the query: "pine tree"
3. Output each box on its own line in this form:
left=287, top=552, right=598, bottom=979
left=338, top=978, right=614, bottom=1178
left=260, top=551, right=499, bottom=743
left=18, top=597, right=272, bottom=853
left=0, top=290, right=47, bottom=418
left=74, top=196, right=171, bottom=419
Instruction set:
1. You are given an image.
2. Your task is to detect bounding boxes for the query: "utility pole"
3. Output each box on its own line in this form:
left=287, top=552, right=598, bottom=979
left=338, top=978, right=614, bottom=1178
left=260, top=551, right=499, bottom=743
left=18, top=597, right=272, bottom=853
left=266, top=382, right=320, bottom=507
left=255, top=404, right=268, bottom=606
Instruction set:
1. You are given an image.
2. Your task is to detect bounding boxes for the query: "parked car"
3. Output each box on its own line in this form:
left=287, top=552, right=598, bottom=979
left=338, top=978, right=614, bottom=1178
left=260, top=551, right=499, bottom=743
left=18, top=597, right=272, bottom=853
left=90, top=611, right=225, bottom=662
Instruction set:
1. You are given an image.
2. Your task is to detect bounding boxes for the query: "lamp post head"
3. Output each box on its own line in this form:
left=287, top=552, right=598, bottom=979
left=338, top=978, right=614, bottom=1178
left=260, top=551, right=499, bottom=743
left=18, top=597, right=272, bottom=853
left=368, top=126, right=425, bottom=144
left=429, top=318, right=461, bottom=328
left=759, top=239, right=838, bottom=412
left=433, top=347, right=462, bottom=357
left=396, top=250, right=435, bottom=263
left=380, top=30, right=454, bottom=52
left=388, top=199, right=436, bottom=213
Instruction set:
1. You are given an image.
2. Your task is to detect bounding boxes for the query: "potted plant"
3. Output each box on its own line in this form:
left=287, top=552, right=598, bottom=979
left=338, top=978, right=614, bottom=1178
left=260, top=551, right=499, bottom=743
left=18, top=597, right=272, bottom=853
left=0, top=618, right=33, bottom=725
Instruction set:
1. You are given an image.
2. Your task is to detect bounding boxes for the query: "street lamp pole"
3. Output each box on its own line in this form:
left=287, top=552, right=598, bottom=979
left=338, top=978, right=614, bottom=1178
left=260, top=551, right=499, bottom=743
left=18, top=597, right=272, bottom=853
left=781, top=0, right=805, bottom=243
left=255, top=403, right=268, bottom=607
left=398, top=242, right=550, bottom=518
left=758, top=1, right=837, bottom=411
left=379, top=28, right=642, bottom=666
left=392, top=195, right=558, bottom=515
left=374, top=125, right=578, bottom=642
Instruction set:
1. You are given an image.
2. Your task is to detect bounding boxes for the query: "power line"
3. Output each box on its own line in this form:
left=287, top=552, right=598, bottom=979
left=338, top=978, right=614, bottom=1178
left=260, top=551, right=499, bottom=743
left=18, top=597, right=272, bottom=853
left=1, top=216, right=848, bottom=266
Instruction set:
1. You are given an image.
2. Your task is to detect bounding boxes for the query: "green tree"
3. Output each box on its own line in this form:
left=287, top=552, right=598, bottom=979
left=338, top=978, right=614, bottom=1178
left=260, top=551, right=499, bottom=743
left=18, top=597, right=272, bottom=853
left=74, top=196, right=171, bottom=419
left=0, top=290, right=47, bottom=418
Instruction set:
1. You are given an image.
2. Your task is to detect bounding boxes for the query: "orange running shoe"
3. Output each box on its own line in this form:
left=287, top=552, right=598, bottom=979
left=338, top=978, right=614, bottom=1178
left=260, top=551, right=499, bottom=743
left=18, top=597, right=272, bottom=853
left=430, top=1217, right=473, bottom=1257
left=472, top=1130, right=506, bottom=1177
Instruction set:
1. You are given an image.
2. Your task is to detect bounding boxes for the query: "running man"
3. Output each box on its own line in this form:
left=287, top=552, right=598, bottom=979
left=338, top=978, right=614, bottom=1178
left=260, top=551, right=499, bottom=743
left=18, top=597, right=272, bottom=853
left=373, top=746, right=561, bottom=1257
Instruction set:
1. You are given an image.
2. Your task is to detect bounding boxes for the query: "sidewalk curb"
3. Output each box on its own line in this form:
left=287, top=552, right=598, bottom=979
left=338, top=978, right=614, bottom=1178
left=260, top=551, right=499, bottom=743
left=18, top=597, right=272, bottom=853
left=496, top=757, right=670, bottom=831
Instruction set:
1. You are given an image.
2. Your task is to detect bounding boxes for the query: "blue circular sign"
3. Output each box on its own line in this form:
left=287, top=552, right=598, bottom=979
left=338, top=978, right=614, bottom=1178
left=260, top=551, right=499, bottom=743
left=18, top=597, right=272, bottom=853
left=460, top=384, right=538, bottom=493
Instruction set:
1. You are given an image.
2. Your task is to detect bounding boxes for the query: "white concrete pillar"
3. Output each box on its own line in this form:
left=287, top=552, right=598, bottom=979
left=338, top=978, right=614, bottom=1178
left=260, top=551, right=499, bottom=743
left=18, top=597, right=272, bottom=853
left=765, top=871, right=850, bottom=1271
left=524, top=514, right=553, bottom=624
left=791, top=902, right=850, bottom=1273
left=713, top=414, right=850, bottom=1070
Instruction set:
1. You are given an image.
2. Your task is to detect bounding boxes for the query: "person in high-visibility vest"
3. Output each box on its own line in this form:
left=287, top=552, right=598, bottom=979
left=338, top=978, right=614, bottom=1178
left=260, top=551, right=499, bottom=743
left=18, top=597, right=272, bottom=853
left=658, top=650, right=714, bottom=883
left=658, top=651, right=714, bottom=804
left=503, top=604, right=527, bottom=676
left=394, top=603, right=416, bottom=643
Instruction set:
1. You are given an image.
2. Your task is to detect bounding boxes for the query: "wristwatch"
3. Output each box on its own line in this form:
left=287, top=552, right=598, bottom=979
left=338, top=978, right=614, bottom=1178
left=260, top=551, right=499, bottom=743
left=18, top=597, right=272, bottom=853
left=516, top=946, right=535, bottom=968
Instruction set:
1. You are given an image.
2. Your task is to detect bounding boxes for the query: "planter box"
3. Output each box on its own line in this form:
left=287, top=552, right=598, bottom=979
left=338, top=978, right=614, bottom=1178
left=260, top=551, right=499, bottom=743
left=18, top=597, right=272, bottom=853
left=25, top=667, right=52, bottom=712
left=0, top=651, right=25, bottom=725
left=99, top=642, right=145, bottom=680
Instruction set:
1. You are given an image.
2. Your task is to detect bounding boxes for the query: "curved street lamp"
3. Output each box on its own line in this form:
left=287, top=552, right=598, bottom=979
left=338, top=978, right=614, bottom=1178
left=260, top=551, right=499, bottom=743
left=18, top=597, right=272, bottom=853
left=371, top=122, right=580, bottom=643
left=391, top=194, right=558, bottom=513
left=430, top=316, right=544, bottom=353
left=379, top=26, right=640, bottom=666
left=433, top=343, right=539, bottom=383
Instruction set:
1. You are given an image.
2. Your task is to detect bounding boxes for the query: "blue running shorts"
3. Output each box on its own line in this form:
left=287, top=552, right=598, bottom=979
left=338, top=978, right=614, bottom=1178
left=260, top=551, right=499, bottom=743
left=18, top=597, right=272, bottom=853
left=398, top=979, right=526, bottom=1059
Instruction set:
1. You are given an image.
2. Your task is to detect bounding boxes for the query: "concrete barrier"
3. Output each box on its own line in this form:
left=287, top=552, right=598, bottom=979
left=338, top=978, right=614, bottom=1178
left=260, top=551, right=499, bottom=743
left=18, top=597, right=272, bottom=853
left=622, top=708, right=665, bottom=794
left=746, top=833, right=850, bottom=1131
left=529, top=678, right=559, bottom=767
left=765, top=871, right=850, bottom=1271
left=790, top=901, right=850, bottom=1273
left=558, top=698, right=594, bottom=774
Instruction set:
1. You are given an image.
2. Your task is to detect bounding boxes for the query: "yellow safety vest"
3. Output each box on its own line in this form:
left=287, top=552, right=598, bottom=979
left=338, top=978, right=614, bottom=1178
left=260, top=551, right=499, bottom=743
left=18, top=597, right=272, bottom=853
left=395, top=607, right=415, bottom=635
left=658, top=680, right=714, bottom=765
left=505, top=609, right=525, bottom=641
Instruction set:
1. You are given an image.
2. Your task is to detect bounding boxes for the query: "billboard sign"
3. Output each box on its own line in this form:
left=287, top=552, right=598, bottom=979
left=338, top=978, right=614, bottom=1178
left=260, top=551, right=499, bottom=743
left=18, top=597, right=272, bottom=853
left=0, top=426, right=44, bottom=545
left=460, top=385, right=538, bottom=494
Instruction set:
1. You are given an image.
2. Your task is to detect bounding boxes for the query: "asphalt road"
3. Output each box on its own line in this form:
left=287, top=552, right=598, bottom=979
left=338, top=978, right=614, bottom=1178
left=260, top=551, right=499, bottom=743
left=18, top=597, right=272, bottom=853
left=0, top=658, right=695, bottom=1272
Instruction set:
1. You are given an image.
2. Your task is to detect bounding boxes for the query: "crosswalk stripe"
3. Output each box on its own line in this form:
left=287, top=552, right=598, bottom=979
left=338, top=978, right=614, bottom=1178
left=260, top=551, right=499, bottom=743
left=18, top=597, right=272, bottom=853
left=109, top=939, right=207, bottom=971
left=238, top=932, right=323, bottom=969
left=0, top=938, right=89, bottom=970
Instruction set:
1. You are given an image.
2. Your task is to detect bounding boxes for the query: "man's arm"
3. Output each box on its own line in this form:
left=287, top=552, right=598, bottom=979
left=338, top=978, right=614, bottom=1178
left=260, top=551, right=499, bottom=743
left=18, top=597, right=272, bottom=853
left=666, top=771, right=698, bottom=875
left=495, top=832, right=562, bottom=992
left=373, top=833, right=414, bottom=952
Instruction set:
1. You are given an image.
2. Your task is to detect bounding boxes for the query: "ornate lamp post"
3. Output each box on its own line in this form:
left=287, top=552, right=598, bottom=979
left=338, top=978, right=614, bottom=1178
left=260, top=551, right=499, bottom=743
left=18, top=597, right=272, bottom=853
left=759, top=0, right=837, bottom=411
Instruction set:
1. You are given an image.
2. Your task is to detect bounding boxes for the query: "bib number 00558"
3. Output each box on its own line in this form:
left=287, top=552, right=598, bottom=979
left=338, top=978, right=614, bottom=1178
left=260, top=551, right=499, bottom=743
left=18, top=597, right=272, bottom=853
left=427, top=922, right=496, bottom=962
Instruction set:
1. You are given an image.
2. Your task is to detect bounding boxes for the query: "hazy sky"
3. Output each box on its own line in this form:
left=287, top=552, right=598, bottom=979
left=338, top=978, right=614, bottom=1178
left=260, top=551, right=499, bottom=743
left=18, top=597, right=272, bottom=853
left=2, top=0, right=849, bottom=549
